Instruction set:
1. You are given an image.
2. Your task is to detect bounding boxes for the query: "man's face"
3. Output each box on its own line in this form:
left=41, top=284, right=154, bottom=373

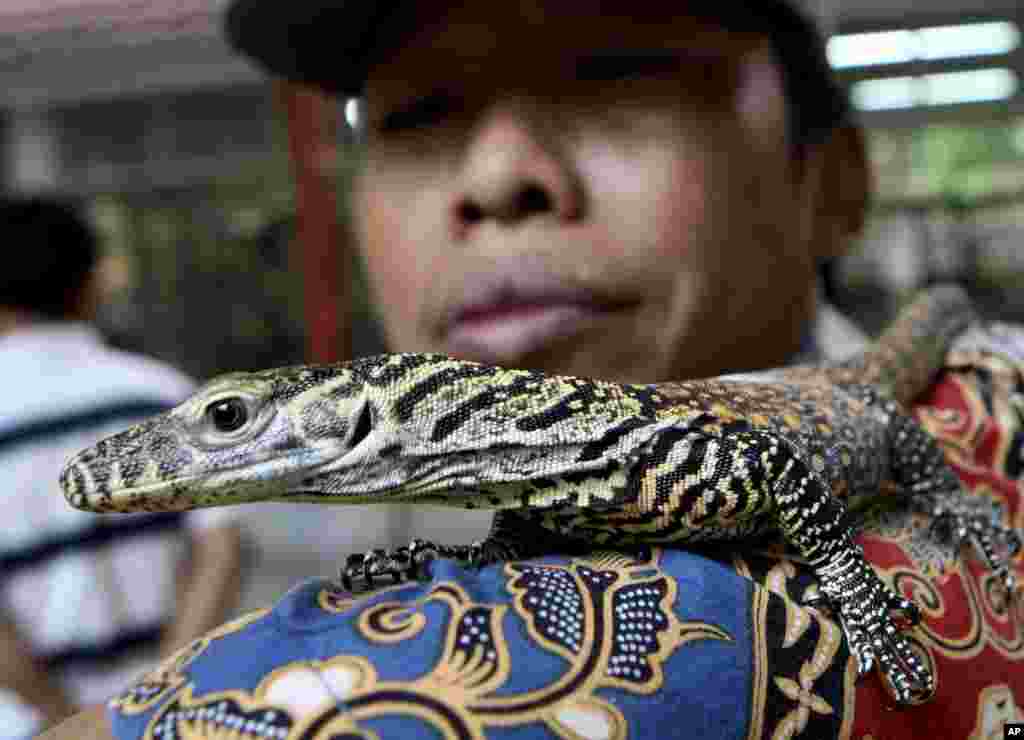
left=355, top=0, right=829, bottom=383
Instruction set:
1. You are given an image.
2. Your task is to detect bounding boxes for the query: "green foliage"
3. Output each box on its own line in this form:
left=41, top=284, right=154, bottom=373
left=913, top=120, right=1024, bottom=201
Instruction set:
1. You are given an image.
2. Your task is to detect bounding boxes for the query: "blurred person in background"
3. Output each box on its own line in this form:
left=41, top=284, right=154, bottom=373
left=0, top=196, right=244, bottom=737
left=47, top=0, right=1024, bottom=738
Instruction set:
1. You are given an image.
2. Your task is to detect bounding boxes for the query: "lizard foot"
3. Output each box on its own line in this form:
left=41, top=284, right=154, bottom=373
left=338, top=538, right=492, bottom=593
left=812, top=547, right=934, bottom=706
left=927, top=505, right=1022, bottom=609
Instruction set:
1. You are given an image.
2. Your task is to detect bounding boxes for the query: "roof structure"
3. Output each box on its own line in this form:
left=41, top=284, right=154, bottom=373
left=1, top=0, right=219, bottom=36
left=0, top=0, right=259, bottom=108
left=0, top=0, right=224, bottom=60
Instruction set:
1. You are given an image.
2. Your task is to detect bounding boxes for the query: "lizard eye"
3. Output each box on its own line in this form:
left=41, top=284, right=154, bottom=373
left=206, top=398, right=249, bottom=433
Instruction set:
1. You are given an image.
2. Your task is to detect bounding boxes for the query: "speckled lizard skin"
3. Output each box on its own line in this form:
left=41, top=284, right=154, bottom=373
left=61, top=284, right=1021, bottom=706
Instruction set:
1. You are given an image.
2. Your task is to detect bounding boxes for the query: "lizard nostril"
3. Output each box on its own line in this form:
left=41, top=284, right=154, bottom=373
left=59, top=462, right=77, bottom=494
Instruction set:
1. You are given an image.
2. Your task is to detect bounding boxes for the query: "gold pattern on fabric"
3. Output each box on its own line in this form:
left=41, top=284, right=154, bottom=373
left=970, top=684, right=1024, bottom=740
left=110, top=608, right=269, bottom=715
left=318, top=578, right=419, bottom=615
left=745, top=570, right=771, bottom=740
left=881, top=557, right=1024, bottom=662
left=735, top=555, right=849, bottom=740
left=128, top=550, right=731, bottom=740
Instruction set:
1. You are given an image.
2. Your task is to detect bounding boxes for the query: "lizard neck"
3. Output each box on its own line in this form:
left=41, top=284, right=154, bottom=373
left=297, top=357, right=683, bottom=502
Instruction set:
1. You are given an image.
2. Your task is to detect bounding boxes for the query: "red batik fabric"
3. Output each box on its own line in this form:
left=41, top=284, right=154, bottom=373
left=851, top=328, right=1024, bottom=739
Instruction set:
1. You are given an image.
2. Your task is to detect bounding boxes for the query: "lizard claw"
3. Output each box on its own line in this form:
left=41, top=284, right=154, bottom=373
left=885, top=592, right=922, bottom=628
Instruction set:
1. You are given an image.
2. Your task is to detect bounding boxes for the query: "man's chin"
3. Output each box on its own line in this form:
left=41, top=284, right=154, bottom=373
left=441, top=319, right=662, bottom=384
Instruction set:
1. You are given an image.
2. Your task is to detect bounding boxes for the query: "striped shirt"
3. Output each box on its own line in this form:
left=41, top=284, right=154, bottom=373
left=0, top=323, right=234, bottom=734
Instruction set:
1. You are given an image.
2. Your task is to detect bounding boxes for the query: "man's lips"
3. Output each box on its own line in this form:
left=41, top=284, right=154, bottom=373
left=445, top=300, right=620, bottom=362
left=437, top=254, right=638, bottom=363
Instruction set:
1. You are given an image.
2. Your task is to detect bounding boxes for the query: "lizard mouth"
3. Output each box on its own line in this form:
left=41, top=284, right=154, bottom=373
left=61, top=446, right=335, bottom=513
left=64, top=478, right=200, bottom=513
left=65, top=473, right=300, bottom=513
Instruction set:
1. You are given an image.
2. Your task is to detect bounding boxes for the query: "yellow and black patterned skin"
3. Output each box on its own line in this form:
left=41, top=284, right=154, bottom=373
left=60, top=284, right=1019, bottom=707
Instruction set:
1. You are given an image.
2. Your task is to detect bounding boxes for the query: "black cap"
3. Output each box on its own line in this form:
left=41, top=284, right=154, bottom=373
left=225, top=0, right=406, bottom=97
left=224, top=0, right=849, bottom=143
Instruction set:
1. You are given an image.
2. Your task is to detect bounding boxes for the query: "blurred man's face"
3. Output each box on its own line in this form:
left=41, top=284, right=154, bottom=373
left=355, top=0, right=831, bottom=382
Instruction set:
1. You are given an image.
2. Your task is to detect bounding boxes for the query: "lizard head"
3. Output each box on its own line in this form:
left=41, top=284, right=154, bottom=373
left=60, top=363, right=363, bottom=512
left=62, top=353, right=667, bottom=513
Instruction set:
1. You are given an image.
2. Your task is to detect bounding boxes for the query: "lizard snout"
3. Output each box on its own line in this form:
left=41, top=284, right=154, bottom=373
left=60, top=454, right=98, bottom=511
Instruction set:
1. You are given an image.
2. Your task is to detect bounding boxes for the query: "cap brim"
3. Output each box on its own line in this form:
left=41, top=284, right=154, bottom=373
left=224, top=0, right=405, bottom=96
left=225, top=0, right=816, bottom=99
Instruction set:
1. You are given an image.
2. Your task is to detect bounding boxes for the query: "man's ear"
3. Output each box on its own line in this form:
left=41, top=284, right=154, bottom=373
left=735, top=43, right=787, bottom=153
left=735, top=43, right=870, bottom=261
left=804, top=123, right=872, bottom=260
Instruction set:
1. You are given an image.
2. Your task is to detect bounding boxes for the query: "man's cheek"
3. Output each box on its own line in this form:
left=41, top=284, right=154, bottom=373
left=359, top=192, right=458, bottom=351
left=650, top=171, right=710, bottom=260
left=581, top=143, right=713, bottom=264
left=354, top=200, right=418, bottom=328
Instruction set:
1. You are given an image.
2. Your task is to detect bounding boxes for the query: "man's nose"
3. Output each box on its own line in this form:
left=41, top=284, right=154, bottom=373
left=450, top=106, right=583, bottom=239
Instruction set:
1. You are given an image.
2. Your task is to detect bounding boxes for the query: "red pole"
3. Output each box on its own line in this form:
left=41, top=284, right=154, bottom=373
left=278, top=81, right=351, bottom=363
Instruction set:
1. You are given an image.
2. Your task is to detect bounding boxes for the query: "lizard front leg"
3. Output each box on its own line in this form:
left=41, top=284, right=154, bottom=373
left=339, top=512, right=589, bottom=591
left=751, top=431, right=933, bottom=705
left=622, top=428, right=934, bottom=706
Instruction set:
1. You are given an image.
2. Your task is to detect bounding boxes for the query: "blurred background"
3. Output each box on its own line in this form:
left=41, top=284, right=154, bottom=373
left=1, top=0, right=1022, bottom=613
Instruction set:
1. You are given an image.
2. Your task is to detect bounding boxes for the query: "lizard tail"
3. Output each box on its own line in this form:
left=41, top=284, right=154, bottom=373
left=831, top=282, right=977, bottom=405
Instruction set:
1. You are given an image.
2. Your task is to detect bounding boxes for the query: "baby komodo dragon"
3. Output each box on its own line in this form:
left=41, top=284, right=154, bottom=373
left=62, top=284, right=1020, bottom=706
